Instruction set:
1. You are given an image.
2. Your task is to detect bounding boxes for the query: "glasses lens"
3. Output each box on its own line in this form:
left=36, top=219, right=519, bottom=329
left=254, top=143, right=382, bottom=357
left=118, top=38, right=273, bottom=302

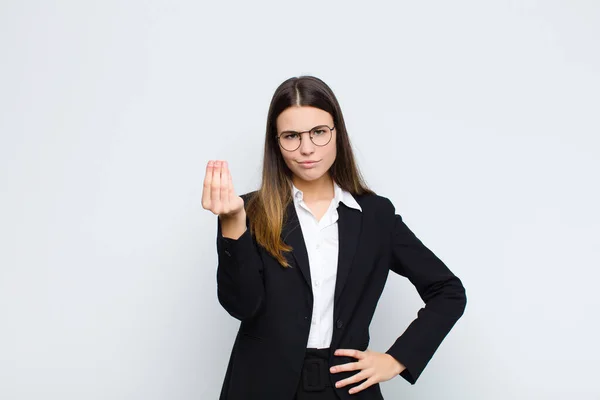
left=311, top=126, right=332, bottom=146
left=279, top=132, right=300, bottom=151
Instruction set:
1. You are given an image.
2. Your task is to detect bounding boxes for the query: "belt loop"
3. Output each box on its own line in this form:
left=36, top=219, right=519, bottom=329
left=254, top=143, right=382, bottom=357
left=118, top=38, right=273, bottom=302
left=302, top=358, right=328, bottom=391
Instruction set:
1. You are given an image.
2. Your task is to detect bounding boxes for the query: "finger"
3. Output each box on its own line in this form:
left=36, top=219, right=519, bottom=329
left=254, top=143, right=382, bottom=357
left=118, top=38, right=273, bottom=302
left=334, top=349, right=365, bottom=360
left=221, top=161, right=230, bottom=211
left=228, top=165, right=236, bottom=198
left=348, top=377, right=377, bottom=395
left=334, top=370, right=370, bottom=389
left=211, top=160, right=221, bottom=207
left=330, top=361, right=361, bottom=374
left=202, top=160, right=214, bottom=209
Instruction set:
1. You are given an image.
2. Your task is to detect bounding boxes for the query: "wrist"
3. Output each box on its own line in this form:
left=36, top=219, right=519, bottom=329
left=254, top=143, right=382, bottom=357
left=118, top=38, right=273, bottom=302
left=387, top=354, right=405, bottom=375
left=219, top=208, right=246, bottom=222
left=219, top=209, right=247, bottom=240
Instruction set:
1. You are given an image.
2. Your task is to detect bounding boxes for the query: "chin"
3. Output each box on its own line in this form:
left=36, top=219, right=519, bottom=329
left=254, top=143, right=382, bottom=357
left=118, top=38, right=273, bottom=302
left=294, top=170, right=326, bottom=182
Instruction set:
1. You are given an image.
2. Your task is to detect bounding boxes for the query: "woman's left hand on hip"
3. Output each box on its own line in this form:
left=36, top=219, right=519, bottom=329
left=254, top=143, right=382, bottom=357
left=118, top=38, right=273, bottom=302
left=330, top=348, right=405, bottom=395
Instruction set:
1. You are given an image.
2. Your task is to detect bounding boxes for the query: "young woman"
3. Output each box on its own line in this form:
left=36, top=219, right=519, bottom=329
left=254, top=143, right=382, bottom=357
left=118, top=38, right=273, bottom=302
left=202, top=76, right=467, bottom=400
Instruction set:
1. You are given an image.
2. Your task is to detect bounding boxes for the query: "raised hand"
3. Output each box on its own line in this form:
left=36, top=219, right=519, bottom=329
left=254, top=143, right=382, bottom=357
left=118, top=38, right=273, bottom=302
left=201, top=160, right=244, bottom=217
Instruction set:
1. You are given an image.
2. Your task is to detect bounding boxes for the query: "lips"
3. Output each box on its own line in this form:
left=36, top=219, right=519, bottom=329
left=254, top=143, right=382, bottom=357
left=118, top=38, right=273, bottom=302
left=298, top=160, right=320, bottom=168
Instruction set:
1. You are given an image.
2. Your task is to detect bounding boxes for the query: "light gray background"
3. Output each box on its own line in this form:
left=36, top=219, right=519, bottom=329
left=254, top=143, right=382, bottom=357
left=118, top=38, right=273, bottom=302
left=1, top=1, right=599, bottom=399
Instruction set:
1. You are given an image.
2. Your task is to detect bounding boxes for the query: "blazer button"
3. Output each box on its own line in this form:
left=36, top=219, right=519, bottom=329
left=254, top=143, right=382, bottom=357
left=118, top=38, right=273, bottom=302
left=336, top=319, right=343, bottom=329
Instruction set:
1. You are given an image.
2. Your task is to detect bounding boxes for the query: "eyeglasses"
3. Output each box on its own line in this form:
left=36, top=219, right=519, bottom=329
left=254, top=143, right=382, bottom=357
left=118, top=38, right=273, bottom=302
left=276, top=125, right=335, bottom=152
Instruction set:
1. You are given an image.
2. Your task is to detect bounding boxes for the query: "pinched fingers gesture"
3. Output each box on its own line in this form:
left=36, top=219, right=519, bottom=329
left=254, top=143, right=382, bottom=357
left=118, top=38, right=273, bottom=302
left=201, top=160, right=244, bottom=217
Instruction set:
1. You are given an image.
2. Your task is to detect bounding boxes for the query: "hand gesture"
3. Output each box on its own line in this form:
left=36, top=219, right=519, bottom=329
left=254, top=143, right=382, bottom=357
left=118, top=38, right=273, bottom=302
left=330, top=348, right=405, bottom=395
left=201, top=160, right=244, bottom=218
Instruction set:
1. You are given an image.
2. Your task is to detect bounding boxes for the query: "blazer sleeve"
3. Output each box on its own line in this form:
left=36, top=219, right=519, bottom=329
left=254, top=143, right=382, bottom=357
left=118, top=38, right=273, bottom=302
left=215, top=194, right=265, bottom=321
left=385, top=211, right=467, bottom=385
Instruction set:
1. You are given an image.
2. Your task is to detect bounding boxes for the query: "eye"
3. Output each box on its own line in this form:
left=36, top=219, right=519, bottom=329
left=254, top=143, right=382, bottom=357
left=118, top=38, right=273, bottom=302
left=282, top=133, right=298, bottom=140
left=313, top=129, right=325, bottom=135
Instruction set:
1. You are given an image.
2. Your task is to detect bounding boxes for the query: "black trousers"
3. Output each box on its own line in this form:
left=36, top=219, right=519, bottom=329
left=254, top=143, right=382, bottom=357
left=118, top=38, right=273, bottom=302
left=295, top=348, right=339, bottom=400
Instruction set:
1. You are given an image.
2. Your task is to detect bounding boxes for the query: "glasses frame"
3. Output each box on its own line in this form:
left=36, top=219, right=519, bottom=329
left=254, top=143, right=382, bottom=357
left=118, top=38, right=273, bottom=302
left=276, top=125, right=335, bottom=152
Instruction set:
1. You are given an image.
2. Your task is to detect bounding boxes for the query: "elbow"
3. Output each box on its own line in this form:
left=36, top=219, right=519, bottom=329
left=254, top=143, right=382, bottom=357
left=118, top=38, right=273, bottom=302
left=456, top=285, right=467, bottom=319
left=216, top=258, right=265, bottom=321
left=448, top=276, right=467, bottom=319
left=425, top=276, right=467, bottom=320
left=217, top=285, right=264, bottom=321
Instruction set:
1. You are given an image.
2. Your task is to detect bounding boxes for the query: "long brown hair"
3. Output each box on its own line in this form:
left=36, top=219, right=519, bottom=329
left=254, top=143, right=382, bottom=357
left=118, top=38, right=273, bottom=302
left=246, top=76, right=374, bottom=267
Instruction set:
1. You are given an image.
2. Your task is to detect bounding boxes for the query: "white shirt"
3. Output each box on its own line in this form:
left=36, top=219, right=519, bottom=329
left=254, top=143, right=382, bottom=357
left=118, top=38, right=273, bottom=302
left=291, top=181, right=362, bottom=349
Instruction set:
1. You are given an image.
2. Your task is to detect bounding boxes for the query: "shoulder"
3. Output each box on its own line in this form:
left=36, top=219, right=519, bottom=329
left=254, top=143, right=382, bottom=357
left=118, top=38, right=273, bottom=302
left=352, top=193, right=398, bottom=235
left=240, top=191, right=258, bottom=203
left=353, top=192, right=396, bottom=215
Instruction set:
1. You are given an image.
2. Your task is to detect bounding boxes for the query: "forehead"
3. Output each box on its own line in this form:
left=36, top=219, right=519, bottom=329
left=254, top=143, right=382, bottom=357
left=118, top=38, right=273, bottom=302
left=276, top=106, right=333, bottom=132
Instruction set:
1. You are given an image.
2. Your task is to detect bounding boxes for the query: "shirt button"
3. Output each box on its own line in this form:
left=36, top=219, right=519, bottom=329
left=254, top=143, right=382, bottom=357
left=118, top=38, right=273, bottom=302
left=316, top=243, right=321, bottom=250
left=336, top=319, right=344, bottom=329
left=315, top=280, right=320, bottom=287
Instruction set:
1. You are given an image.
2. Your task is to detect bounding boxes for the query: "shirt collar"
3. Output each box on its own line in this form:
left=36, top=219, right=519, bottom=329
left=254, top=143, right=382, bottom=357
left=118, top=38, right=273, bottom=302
left=291, top=181, right=362, bottom=212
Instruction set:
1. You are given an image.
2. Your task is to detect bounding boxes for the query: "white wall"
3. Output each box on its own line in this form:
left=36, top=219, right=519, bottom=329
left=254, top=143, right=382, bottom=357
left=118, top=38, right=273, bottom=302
left=1, top=1, right=599, bottom=399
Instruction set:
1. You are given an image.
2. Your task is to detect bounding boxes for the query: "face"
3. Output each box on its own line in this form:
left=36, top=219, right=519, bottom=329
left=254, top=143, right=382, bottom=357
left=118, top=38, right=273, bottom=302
left=275, top=106, right=337, bottom=185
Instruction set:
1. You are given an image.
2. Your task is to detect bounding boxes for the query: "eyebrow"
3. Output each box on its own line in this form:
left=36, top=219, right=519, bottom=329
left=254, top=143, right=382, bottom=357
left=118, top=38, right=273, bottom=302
left=279, top=124, right=331, bottom=134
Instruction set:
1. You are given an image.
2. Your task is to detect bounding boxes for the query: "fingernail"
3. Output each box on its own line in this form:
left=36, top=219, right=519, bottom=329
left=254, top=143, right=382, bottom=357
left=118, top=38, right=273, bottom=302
left=215, top=161, right=220, bottom=166
left=208, top=160, right=214, bottom=166
left=330, top=367, right=335, bottom=373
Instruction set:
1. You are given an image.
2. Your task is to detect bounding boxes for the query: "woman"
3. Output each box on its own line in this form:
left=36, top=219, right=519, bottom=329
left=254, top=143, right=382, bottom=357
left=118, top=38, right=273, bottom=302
left=202, top=76, right=467, bottom=400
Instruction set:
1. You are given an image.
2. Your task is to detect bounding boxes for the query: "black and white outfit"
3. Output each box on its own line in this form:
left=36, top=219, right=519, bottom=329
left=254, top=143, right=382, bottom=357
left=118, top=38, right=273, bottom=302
left=216, top=183, right=467, bottom=399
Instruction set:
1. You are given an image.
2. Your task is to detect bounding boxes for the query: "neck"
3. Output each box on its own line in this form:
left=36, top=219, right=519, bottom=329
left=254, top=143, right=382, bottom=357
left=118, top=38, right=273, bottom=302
left=292, top=174, right=334, bottom=202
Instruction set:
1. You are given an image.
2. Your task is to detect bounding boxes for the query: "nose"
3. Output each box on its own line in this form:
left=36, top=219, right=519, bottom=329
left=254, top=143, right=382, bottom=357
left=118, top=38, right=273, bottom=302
left=298, top=132, right=315, bottom=155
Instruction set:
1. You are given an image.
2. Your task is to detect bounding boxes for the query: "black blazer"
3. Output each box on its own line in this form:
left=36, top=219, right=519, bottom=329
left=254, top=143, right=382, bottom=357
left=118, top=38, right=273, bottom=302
left=216, top=191, right=466, bottom=400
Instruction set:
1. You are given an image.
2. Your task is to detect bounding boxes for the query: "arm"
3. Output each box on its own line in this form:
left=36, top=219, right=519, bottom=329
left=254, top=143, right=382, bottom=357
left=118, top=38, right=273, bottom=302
left=216, top=195, right=265, bottom=321
left=201, top=160, right=266, bottom=321
left=385, top=212, right=467, bottom=384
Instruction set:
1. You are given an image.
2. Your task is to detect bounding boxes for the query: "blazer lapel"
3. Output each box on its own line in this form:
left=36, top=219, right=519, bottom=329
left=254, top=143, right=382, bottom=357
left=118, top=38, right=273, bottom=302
left=334, top=202, right=362, bottom=304
left=281, top=200, right=312, bottom=288
left=280, top=198, right=363, bottom=300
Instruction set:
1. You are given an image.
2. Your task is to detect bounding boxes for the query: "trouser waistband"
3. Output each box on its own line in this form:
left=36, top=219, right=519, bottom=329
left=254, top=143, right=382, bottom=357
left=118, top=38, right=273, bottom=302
left=301, top=348, right=334, bottom=392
